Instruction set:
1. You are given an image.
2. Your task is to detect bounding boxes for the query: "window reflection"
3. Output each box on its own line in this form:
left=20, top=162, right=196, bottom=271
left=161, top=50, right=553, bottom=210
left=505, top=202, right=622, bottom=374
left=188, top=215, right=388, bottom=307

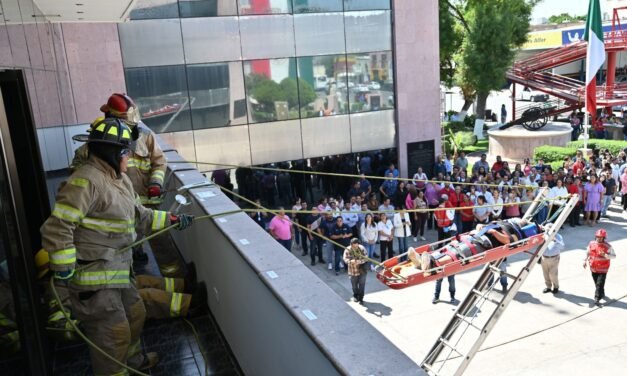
left=346, top=51, right=394, bottom=113
left=344, top=0, right=390, bottom=11
left=239, top=0, right=292, bottom=15
left=244, top=58, right=303, bottom=123
left=292, top=0, right=343, bottom=13
left=179, top=0, right=238, bottom=17
left=186, top=62, right=247, bottom=129
left=130, top=0, right=179, bottom=19
left=297, top=55, right=348, bottom=118
left=124, top=65, right=193, bottom=133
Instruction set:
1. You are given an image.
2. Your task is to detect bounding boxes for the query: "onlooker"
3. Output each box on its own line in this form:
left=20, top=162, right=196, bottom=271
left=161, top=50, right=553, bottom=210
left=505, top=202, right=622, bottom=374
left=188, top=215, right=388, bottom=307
left=379, top=172, right=398, bottom=199
left=413, top=190, right=428, bottom=241
left=296, top=201, right=309, bottom=256
left=583, top=174, right=604, bottom=226
left=501, top=104, right=507, bottom=124
left=306, top=207, right=324, bottom=266
left=393, top=209, right=412, bottom=256
left=291, top=198, right=302, bottom=251
left=583, top=229, right=616, bottom=306
left=541, top=231, right=563, bottom=294
left=377, top=213, right=394, bottom=262
left=343, top=238, right=368, bottom=304
left=360, top=214, right=378, bottom=270
left=269, top=207, right=294, bottom=251
left=600, top=173, right=616, bottom=217
left=567, top=177, right=583, bottom=226
left=378, top=197, right=395, bottom=217
left=412, top=167, right=428, bottom=191
left=460, top=193, right=475, bottom=232
left=329, top=216, right=352, bottom=275
left=473, top=195, right=490, bottom=225
left=621, top=168, right=627, bottom=211
left=472, top=154, right=490, bottom=175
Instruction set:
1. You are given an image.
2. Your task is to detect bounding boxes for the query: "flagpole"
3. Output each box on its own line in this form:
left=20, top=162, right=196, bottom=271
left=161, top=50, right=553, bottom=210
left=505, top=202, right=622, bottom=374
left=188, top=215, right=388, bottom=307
left=583, top=85, right=589, bottom=153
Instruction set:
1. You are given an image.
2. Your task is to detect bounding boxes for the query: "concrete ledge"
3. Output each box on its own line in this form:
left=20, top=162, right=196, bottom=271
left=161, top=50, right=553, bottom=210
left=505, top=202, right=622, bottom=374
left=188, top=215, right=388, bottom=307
left=488, top=122, right=571, bottom=160
left=162, top=150, right=424, bottom=375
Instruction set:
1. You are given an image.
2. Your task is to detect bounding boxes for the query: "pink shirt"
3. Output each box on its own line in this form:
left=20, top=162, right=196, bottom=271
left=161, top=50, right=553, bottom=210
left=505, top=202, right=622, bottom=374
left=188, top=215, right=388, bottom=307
left=621, top=173, right=627, bottom=194
left=269, top=215, right=292, bottom=240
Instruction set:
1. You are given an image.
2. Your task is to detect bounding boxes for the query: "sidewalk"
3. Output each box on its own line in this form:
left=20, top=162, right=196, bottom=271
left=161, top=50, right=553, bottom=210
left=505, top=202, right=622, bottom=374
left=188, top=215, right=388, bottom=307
left=296, top=200, right=627, bottom=375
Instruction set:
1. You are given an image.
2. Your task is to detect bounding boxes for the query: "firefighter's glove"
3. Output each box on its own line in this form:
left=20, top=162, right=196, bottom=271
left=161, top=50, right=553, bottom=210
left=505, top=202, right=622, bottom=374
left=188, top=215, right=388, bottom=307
left=171, top=214, right=194, bottom=231
left=54, top=269, right=75, bottom=281
left=148, top=184, right=162, bottom=198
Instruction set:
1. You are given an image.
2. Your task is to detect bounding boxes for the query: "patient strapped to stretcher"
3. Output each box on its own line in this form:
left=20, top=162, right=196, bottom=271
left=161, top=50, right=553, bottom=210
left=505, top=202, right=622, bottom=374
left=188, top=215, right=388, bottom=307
left=400, top=219, right=541, bottom=276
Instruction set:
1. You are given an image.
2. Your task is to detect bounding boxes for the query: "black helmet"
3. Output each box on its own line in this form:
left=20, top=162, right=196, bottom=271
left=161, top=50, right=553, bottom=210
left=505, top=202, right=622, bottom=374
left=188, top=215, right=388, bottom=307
left=87, top=117, right=133, bottom=148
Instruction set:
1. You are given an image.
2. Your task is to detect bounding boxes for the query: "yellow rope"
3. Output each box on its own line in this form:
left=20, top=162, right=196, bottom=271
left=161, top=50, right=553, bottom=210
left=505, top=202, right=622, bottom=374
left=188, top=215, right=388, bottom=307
left=191, top=160, right=542, bottom=189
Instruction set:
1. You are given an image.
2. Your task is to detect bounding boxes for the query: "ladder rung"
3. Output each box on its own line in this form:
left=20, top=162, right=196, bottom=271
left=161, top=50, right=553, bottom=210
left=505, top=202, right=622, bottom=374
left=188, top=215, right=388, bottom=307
left=455, top=313, right=483, bottom=331
left=438, top=337, right=463, bottom=356
left=489, top=265, right=518, bottom=280
left=421, top=362, right=441, bottom=376
left=471, top=289, right=502, bottom=305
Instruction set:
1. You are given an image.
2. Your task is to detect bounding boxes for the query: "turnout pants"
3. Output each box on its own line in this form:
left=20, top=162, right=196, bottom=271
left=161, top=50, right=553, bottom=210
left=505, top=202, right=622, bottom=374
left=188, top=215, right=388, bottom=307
left=135, top=275, right=191, bottom=319
left=70, top=285, right=146, bottom=376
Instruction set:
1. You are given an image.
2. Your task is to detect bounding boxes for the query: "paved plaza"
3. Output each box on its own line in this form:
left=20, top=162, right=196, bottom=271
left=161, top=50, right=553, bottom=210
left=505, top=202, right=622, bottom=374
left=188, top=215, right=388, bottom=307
left=299, top=201, right=627, bottom=375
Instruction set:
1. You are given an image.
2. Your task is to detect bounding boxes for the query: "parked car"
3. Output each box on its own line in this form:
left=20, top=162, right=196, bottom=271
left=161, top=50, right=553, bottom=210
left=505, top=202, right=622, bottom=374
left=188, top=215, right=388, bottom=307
left=514, top=86, right=549, bottom=102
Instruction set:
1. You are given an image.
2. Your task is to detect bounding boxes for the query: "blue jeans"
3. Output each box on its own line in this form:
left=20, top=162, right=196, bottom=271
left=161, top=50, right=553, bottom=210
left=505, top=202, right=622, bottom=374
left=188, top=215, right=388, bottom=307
left=364, top=243, right=376, bottom=258
left=488, top=274, right=508, bottom=289
left=535, top=204, right=548, bottom=224
left=325, top=242, right=333, bottom=264
left=601, top=195, right=613, bottom=216
left=396, top=236, right=408, bottom=254
left=333, top=246, right=344, bottom=272
left=278, top=238, right=292, bottom=251
left=435, top=275, right=456, bottom=300
left=294, top=229, right=300, bottom=246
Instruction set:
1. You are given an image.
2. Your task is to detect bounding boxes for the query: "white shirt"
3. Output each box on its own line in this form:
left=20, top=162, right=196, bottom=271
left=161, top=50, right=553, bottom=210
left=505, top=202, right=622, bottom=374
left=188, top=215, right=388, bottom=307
left=548, top=186, right=568, bottom=205
left=377, top=220, right=394, bottom=241
left=341, top=209, right=358, bottom=228
left=393, top=212, right=412, bottom=237
left=413, top=172, right=428, bottom=186
left=360, top=222, right=378, bottom=243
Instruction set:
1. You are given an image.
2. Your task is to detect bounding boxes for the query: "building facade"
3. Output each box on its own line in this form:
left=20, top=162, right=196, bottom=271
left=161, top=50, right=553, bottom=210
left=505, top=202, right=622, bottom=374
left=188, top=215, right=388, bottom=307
left=118, top=0, right=440, bottom=176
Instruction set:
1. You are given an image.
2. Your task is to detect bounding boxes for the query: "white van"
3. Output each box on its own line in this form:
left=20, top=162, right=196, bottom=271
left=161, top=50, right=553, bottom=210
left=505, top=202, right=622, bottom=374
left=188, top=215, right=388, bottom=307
left=513, top=86, right=549, bottom=102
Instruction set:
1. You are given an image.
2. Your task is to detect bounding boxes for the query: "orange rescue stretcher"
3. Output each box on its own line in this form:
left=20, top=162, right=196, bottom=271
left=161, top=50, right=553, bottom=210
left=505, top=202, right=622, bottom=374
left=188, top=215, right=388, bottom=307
left=376, top=230, right=545, bottom=290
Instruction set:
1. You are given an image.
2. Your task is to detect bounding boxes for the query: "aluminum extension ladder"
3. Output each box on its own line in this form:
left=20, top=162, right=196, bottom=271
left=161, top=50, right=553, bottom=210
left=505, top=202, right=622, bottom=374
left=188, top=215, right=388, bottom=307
left=421, top=193, right=579, bottom=376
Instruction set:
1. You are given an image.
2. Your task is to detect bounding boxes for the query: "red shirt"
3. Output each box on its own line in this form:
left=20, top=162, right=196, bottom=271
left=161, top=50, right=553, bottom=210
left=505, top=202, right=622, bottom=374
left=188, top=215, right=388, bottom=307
left=448, top=191, right=461, bottom=208
left=568, top=183, right=583, bottom=203
left=593, top=118, right=605, bottom=131
left=572, top=160, right=585, bottom=175
left=492, top=161, right=504, bottom=172
left=441, top=186, right=455, bottom=199
left=460, top=198, right=474, bottom=221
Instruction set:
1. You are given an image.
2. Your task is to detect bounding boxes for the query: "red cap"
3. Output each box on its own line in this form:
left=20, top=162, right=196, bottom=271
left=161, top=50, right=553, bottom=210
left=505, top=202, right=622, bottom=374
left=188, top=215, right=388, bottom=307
left=595, top=229, right=607, bottom=238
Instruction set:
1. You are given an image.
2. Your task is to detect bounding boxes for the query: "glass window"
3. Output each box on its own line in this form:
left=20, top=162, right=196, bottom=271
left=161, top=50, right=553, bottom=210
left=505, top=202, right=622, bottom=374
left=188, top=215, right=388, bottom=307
left=238, top=0, right=292, bottom=15
left=244, top=58, right=300, bottom=123
left=130, top=0, right=179, bottom=19
left=344, top=10, right=391, bottom=53
left=292, top=0, right=343, bottom=13
left=186, top=62, right=247, bottom=129
left=124, top=65, right=193, bottom=133
left=297, top=55, right=348, bottom=118
left=346, top=51, right=394, bottom=113
left=293, top=13, right=345, bottom=56
left=181, top=17, right=241, bottom=64
left=179, top=0, right=238, bottom=17
left=344, top=0, right=390, bottom=11
left=118, top=19, right=185, bottom=68
left=239, top=15, right=295, bottom=59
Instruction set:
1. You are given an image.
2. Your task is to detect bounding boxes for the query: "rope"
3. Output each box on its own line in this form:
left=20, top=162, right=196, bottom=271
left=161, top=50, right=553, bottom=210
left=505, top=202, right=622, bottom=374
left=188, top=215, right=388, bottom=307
left=190, top=160, right=541, bottom=189
left=214, top=183, right=407, bottom=280
left=48, top=209, right=244, bottom=374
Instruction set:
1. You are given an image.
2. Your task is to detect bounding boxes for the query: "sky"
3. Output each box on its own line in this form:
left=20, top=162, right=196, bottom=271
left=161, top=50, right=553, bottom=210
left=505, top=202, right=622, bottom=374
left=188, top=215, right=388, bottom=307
left=531, top=0, right=610, bottom=21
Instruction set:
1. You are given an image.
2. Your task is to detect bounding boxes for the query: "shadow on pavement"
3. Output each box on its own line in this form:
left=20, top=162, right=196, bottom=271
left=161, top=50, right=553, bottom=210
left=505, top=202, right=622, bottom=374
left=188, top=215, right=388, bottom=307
left=362, top=301, right=393, bottom=317
left=513, top=291, right=542, bottom=305
left=553, top=290, right=596, bottom=307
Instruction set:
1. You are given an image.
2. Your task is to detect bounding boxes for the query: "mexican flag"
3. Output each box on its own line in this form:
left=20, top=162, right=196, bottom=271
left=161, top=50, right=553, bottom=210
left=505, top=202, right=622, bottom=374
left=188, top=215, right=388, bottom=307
left=584, top=0, right=605, bottom=115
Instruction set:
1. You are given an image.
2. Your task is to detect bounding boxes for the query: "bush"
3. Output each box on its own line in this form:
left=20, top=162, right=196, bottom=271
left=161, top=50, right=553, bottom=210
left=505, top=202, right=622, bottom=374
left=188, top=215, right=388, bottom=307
left=533, top=145, right=577, bottom=163
left=463, top=114, right=477, bottom=129
left=442, top=121, right=469, bottom=133
left=566, top=140, right=627, bottom=155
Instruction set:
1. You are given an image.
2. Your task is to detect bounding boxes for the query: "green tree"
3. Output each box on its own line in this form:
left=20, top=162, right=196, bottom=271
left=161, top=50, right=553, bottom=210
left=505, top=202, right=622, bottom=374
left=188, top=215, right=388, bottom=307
left=548, top=13, right=586, bottom=24
left=447, top=0, right=537, bottom=118
left=249, top=75, right=284, bottom=111
left=439, top=0, right=463, bottom=87
left=297, top=78, right=317, bottom=109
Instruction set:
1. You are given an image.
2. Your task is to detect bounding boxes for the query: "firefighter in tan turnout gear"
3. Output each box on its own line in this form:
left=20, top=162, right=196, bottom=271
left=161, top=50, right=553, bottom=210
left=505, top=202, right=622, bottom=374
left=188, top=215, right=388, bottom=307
left=71, top=93, right=167, bottom=265
left=41, top=118, right=194, bottom=374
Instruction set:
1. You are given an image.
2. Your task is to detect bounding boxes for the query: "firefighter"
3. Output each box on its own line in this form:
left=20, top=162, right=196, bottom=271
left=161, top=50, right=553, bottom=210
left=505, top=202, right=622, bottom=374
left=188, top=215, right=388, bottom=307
left=40, top=118, right=194, bottom=374
left=71, top=93, right=167, bottom=266
left=583, top=229, right=616, bottom=307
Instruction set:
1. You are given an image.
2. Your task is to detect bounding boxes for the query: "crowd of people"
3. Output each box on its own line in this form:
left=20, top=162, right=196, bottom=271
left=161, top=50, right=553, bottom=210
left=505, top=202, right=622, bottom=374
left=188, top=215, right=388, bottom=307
left=239, top=147, right=627, bottom=303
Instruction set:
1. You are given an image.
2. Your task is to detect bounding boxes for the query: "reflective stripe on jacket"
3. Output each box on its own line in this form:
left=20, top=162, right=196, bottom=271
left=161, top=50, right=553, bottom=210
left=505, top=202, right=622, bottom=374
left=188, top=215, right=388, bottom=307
left=434, top=207, right=452, bottom=228
left=41, top=156, right=171, bottom=290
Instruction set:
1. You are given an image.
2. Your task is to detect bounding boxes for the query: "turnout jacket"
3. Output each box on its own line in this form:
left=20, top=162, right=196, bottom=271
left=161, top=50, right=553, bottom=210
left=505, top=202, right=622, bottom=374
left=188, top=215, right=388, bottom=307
left=41, top=156, right=170, bottom=291
left=71, top=123, right=167, bottom=201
